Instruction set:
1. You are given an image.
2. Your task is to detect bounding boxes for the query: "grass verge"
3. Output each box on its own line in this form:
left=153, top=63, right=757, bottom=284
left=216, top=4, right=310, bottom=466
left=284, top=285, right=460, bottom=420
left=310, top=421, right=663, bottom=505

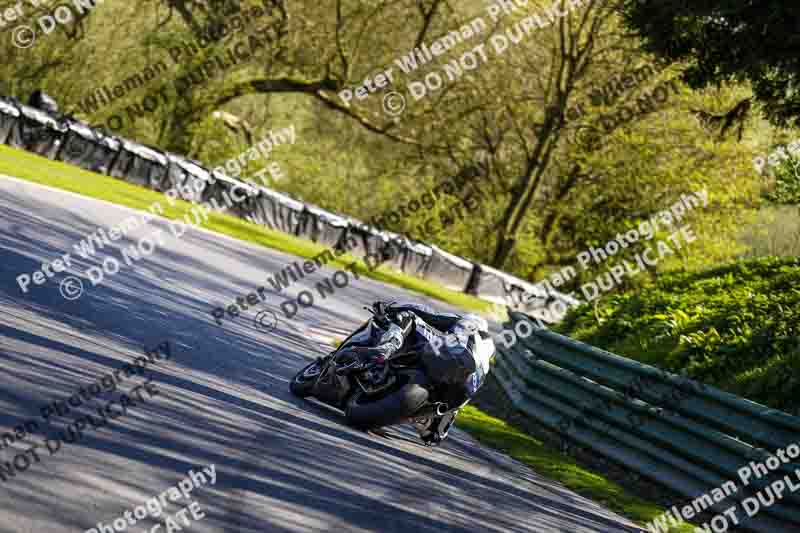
left=0, top=144, right=494, bottom=314
left=456, top=406, right=695, bottom=532
left=554, top=256, right=800, bottom=414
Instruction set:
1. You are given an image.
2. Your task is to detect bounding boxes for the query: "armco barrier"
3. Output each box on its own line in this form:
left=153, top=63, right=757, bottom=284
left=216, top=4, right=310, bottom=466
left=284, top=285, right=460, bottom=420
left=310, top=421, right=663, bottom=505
left=0, top=94, right=577, bottom=317
left=58, top=120, right=121, bottom=174
left=472, top=263, right=581, bottom=321
left=494, top=312, right=800, bottom=533
left=0, top=98, right=19, bottom=144
left=425, top=245, right=474, bottom=293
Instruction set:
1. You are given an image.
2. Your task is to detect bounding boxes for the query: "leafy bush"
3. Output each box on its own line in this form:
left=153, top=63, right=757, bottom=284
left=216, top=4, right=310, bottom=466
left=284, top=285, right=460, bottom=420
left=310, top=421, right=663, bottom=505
left=765, top=155, right=800, bottom=204
left=555, top=257, right=800, bottom=414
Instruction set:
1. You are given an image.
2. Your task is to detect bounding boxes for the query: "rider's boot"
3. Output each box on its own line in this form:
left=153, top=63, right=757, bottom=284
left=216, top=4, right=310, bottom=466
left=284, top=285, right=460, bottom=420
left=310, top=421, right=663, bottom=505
left=419, top=410, right=458, bottom=446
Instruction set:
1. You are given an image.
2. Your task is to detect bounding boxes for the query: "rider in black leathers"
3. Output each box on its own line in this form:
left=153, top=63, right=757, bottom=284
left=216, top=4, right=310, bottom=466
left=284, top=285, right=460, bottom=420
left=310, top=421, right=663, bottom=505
left=340, top=302, right=492, bottom=445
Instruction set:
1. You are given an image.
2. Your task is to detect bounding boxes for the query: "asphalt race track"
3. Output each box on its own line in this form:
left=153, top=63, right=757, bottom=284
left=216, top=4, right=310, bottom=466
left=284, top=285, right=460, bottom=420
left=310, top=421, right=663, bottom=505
left=0, top=176, right=646, bottom=533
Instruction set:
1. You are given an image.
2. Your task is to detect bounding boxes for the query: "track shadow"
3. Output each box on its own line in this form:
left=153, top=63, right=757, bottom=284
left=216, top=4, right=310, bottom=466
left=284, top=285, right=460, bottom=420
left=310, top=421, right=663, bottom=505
left=0, top=183, right=644, bottom=533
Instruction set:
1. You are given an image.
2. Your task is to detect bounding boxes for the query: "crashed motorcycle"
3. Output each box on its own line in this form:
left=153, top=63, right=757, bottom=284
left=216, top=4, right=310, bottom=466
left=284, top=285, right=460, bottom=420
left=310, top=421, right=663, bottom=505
left=289, top=307, right=496, bottom=442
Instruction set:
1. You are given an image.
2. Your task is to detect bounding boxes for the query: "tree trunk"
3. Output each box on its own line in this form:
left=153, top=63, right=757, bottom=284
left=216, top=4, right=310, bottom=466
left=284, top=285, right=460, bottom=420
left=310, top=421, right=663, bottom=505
left=491, top=237, right=516, bottom=269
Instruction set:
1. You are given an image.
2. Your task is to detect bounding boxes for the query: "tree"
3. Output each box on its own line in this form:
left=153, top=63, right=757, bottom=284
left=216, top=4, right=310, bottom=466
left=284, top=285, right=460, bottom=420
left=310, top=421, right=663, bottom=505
left=0, top=0, right=769, bottom=284
left=617, top=0, right=800, bottom=130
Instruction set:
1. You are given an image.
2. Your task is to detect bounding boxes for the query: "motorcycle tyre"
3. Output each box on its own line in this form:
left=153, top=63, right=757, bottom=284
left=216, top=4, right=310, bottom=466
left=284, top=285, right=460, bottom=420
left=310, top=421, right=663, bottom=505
left=345, top=370, right=429, bottom=430
left=290, top=359, right=324, bottom=398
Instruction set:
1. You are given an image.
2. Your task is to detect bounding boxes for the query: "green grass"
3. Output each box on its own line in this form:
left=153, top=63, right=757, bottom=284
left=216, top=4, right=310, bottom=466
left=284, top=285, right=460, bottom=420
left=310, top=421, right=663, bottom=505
left=456, top=406, right=695, bottom=532
left=555, top=256, right=800, bottom=414
left=0, top=144, right=494, bottom=314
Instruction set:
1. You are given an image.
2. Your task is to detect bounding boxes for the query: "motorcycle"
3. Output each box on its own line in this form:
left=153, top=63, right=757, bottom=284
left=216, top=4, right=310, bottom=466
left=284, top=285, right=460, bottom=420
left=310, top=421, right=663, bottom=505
left=289, top=305, right=496, bottom=443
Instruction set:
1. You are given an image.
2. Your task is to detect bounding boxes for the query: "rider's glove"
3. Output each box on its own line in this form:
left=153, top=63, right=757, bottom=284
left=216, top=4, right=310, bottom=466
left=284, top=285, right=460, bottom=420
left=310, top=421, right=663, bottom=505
left=371, top=301, right=392, bottom=328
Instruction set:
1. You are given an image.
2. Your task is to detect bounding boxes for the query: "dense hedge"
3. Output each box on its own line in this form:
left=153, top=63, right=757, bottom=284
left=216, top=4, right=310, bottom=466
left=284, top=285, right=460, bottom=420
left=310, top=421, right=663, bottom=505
left=555, top=256, right=800, bottom=414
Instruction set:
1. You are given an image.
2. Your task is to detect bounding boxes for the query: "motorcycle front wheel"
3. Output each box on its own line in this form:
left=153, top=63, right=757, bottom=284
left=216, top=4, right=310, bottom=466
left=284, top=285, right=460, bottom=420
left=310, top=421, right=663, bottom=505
left=289, top=358, right=325, bottom=398
left=345, top=370, right=430, bottom=429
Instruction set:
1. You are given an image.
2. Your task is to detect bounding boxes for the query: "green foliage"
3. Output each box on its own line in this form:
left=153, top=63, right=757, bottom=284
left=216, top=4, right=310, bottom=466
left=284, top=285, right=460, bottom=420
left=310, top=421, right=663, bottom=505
left=0, top=0, right=795, bottom=288
left=556, top=257, right=800, bottom=415
left=516, top=62, right=766, bottom=285
left=765, top=156, right=800, bottom=204
left=618, top=0, right=800, bottom=128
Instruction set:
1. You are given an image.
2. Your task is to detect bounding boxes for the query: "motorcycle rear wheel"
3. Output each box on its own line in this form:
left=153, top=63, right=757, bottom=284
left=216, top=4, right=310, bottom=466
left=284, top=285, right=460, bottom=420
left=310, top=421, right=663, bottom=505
left=345, top=370, right=429, bottom=429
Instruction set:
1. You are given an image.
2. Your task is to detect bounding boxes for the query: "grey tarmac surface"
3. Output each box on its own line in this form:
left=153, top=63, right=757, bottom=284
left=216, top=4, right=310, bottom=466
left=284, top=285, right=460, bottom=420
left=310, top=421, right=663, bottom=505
left=0, top=175, right=646, bottom=533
